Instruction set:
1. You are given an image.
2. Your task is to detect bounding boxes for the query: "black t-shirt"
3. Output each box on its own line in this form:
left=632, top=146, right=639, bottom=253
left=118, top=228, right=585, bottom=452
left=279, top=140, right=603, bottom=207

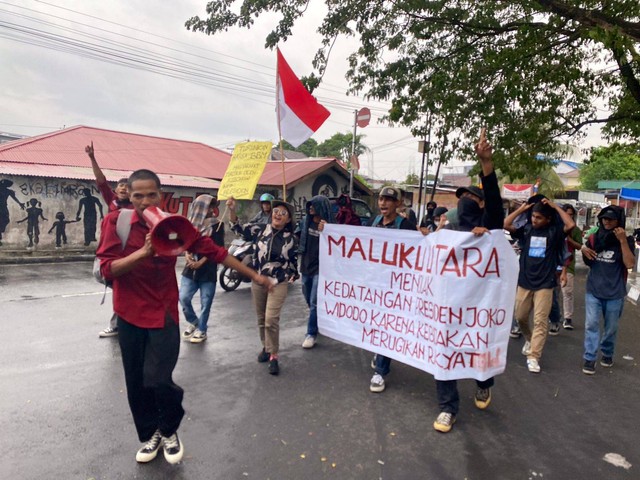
left=512, top=224, right=565, bottom=290
left=181, top=224, right=225, bottom=283
left=585, top=234, right=635, bottom=299
left=301, top=220, right=321, bottom=276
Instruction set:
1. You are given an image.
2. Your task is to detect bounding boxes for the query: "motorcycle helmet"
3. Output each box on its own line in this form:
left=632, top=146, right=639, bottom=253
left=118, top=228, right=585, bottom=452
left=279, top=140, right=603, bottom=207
left=259, top=193, right=275, bottom=202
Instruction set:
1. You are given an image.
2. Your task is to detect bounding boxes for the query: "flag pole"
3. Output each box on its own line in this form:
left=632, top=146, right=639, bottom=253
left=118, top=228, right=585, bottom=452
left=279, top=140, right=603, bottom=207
left=275, top=48, right=287, bottom=201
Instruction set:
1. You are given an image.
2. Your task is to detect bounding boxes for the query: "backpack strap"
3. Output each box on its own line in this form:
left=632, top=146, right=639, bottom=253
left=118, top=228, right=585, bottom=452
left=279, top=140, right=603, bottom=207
left=372, top=215, right=383, bottom=227
left=394, top=216, right=403, bottom=229
left=115, top=209, right=134, bottom=249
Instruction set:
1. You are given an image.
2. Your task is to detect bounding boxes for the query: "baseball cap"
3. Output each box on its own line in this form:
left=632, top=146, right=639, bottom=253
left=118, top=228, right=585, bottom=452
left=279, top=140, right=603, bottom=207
left=379, top=186, right=402, bottom=201
left=598, top=209, right=618, bottom=220
left=455, top=185, right=484, bottom=200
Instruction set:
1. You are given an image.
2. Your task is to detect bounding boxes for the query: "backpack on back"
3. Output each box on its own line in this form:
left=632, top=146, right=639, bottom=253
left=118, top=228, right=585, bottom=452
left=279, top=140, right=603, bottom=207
left=93, top=209, right=134, bottom=302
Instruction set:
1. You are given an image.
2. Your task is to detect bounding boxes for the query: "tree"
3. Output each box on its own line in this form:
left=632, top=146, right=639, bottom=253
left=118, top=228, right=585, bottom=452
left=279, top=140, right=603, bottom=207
left=281, top=139, right=318, bottom=157
left=404, top=173, right=419, bottom=185
left=186, top=1, right=640, bottom=179
left=316, top=132, right=368, bottom=163
left=580, top=142, right=640, bottom=190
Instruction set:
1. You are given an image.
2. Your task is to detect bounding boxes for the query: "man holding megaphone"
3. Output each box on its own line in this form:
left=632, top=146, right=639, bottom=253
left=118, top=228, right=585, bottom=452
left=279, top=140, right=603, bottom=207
left=96, top=169, right=273, bottom=466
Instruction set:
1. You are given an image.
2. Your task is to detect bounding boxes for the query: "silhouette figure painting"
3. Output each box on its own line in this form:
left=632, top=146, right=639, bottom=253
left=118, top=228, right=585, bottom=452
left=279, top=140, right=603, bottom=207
left=76, top=188, right=104, bottom=246
left=48, top=211, right=79, bottom=248
left=0, top=178, right=26, bottom=246
left=17, top=198, right=48, bottom=247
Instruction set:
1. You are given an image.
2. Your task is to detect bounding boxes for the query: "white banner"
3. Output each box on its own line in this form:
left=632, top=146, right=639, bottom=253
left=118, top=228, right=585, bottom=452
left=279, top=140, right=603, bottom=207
left=319, top=225, right=519, bottom=381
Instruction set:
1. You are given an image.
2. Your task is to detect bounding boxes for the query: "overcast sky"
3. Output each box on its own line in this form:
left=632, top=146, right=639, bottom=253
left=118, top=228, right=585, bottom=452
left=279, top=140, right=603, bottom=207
left=0, top=0, right=604, bottom=181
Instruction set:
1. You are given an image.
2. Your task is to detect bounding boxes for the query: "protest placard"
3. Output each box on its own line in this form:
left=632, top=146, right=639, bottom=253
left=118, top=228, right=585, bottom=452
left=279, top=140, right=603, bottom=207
left=217, top=141, right=272, bottom=200
left=319, top=224, right=519, bottom=381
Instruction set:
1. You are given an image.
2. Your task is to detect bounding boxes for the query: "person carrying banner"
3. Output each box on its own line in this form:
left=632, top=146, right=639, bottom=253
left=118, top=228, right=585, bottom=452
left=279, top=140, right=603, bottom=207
left=227, top=197, right=299, bottom=375
left=367, top=186, right=416, bottom=393
left=86, top=141, right=132, bottom=339
left=504, top=197, right=576, bottom=374
left=431, top=129, right=505, bottom=433
left=179, top=195, right=224, bottom=344
left=96, top=169, right=272, bottom=465
left=581, top=206, right=635, bottom=374
left=298, top=195, right=336, bottom=349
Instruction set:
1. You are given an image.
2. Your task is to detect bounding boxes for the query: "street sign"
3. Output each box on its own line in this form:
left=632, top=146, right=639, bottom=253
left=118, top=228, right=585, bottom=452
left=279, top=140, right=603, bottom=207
left=356, top=107, right=371, bottom=128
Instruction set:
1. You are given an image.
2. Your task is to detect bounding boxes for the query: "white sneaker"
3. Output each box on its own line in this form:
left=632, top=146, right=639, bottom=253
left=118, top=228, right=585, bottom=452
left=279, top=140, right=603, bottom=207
left=162, top=432, right=184, bottom=464
left=370, top=373, right=386, bottom=393
left=182, top=323, right=197, bottom=339
left=136, top=430, right=162, bottom=463
left=527, top=358, right=541, bottom=373
left=190, top=330, right=207, bottom=343
left=98, top=327, right=118, bottom=338
left=521, top=341, right=531, bottom=356
left=302, top=335, right=316, bottom=349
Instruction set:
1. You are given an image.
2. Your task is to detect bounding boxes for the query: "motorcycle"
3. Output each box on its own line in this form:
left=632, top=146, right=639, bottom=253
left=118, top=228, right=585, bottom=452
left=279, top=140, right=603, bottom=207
left=219, top=238, right=254, bottom=291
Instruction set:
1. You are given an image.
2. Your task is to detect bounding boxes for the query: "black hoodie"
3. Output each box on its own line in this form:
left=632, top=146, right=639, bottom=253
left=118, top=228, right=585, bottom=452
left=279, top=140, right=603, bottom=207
left=584, top=205, right=635, bottom=299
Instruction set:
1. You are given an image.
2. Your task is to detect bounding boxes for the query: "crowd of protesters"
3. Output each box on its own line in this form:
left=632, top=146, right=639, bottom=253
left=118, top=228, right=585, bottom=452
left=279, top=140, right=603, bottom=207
left=91, top=129, right=636, bottom=465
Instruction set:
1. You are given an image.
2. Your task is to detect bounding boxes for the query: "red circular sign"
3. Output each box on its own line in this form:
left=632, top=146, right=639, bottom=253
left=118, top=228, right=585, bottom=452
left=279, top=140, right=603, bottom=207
left=356, top=107, right=371, bottom=128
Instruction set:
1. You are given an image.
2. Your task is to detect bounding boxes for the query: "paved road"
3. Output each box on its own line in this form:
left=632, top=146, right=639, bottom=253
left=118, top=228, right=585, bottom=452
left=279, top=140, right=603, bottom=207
left=0, top=260, right=638, bottom=480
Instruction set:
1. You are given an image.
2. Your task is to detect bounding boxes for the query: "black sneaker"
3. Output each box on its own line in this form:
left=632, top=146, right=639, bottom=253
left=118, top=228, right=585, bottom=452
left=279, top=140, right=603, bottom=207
left=600, top=356, right=614, bottom=368
left=548, top=323, right=560, bottom=336
left=257, top=348, right=270, bottom=363
left=268, top=359, right=279, bottom=375
left=582, top=360, right=596, bottom=375
left=162, top=432, right=184, bottom=464
left=562, top=318, right=574, bottom=330
left=136, top=430, right=162, bottom=463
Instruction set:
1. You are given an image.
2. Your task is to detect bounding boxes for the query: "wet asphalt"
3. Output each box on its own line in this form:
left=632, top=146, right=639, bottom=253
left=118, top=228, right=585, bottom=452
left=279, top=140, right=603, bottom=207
left=0, top=259, right=638, bottom=480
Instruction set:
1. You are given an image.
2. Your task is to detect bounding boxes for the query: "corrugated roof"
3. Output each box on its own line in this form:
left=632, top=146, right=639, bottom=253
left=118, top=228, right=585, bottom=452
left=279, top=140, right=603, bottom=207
left=259, top=158, right=372, bottom=195
left=0, top=125, right=231, bottom=178
left=0, top=162, right=219, bottom=189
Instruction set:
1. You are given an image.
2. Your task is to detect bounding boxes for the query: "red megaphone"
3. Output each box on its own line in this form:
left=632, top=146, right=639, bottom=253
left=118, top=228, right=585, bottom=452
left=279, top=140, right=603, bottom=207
left=142, top=206, right=199, bottom=256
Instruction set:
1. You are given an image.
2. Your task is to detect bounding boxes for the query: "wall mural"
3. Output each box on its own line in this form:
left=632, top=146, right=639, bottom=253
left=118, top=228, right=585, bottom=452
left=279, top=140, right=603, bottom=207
left=0, top=176, right=212, bottom=249
left=76, top=188, right=104, bottom=246
left=0, top=179, right=26, bottom=246
left=16, top=198, right=47, bottom=247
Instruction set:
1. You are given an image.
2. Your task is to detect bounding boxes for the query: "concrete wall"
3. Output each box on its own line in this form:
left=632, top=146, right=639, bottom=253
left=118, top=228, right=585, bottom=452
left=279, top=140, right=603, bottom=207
left=0, top=174, right=215, bottom=250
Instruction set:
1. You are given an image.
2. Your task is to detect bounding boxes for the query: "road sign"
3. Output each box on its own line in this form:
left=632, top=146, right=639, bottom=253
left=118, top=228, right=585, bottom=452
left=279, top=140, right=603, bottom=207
left=356, top=107, right=371, bottom=128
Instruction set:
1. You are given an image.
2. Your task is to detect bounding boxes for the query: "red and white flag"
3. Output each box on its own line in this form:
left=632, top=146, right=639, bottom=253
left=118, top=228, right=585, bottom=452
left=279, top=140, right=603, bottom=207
left=276, top=48, right=330, bottom=148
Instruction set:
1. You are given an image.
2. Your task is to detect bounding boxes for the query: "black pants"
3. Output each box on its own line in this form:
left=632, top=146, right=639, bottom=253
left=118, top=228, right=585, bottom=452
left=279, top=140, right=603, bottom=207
left=117, top=314, right=184, bottom=442
left=436, top=377, right=494, bottom=415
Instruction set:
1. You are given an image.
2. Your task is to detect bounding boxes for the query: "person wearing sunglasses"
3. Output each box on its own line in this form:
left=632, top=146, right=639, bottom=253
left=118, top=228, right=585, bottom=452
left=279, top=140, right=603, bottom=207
left=227, top=197, right=299, bottom=375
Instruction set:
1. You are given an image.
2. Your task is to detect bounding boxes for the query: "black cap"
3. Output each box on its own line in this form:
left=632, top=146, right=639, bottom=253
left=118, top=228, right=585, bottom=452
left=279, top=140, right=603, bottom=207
left=455, top=185, right=484, bottom=200
left=598, top=209, right=618, bottom=220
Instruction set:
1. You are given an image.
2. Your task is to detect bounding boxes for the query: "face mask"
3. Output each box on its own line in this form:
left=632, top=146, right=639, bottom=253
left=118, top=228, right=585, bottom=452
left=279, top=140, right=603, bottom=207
left=457, top=197, right=483, bottom=231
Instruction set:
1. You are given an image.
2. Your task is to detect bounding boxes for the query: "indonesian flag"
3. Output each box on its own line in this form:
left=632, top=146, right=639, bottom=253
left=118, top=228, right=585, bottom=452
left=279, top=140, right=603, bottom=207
left=276, top=48, right=330, bottom=147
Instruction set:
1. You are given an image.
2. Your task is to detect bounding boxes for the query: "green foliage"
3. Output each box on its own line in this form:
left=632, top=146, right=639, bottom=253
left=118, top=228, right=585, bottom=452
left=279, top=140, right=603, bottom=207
left=316, top=132, right=368, bottom=162
left=281, top=139, right=319, bottom=157
left=404, top=173, right=419, bottom=185
left=580, top=142, right=640, bottom=190
left=186, top=1, right=640, bottom=179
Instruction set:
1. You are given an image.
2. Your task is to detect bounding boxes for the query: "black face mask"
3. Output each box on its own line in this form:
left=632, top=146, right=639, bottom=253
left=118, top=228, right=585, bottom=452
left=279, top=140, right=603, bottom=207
left=457, top=197, right=483, bottom=231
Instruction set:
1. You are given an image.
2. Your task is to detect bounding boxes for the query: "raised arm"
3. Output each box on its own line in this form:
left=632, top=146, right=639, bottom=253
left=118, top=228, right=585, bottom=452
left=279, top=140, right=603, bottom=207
left=474, top=128, right=494, bottom=177
left=542, top=198, right=575, bottom=233
left=504, top=202, right=532, bottom=233
left=85, top=142, right=106, bottom=184
left=615, top=228, right=636, bottom=269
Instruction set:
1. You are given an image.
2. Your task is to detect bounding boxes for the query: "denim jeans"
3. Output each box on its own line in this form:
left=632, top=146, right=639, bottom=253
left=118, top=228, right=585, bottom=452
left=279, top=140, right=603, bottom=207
left=584, top=293, right=625, bottom=361
left=374, top=355, right=392, bottom=376
left=179, top=276, right=216, bottom=333
left=301, top=274, right=319, bottom=337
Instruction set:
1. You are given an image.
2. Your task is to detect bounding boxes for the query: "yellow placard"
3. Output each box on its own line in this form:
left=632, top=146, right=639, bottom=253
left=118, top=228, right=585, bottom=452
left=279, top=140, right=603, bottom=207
left=217, top=141, right=272, bottom=200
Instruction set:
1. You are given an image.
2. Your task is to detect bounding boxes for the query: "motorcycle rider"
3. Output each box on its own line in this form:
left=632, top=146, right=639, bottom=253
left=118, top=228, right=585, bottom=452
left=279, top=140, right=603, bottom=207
left=249, top=193, right=275, bottom=224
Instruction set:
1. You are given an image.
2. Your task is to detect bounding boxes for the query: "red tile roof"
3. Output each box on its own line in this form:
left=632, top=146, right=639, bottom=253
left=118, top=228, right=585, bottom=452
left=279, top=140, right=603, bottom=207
left=0, top=125, right=232, bottom=179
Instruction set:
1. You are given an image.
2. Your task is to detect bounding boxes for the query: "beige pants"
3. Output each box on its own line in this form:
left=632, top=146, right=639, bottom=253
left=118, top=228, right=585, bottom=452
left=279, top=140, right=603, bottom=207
left=251, top=281, right=289, bottom=355
left=515, top=286, right=553, bottom=360
left=561, top=272, right=575, bottom=320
